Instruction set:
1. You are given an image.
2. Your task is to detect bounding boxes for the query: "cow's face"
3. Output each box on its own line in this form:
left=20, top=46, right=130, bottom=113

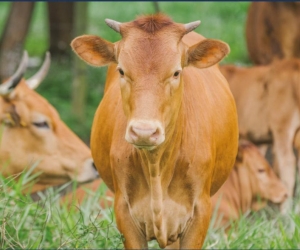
left=237, top=141, right=288, bottom=210
left=71, top=14, right=229, bottom=150
left=0, top=52, right=97, bottom=192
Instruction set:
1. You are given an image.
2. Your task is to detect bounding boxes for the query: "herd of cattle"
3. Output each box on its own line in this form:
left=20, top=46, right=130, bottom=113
left=1, top=3, right=299, bottom=249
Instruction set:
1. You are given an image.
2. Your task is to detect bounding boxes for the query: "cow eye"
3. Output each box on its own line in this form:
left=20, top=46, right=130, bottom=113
left=32, top=121, right=49, bottom=129
left=258, top=169, right=265, bottom=173
left=173, top=71, right=181, bottom=78
left=118, top=68, right=124, bottom=76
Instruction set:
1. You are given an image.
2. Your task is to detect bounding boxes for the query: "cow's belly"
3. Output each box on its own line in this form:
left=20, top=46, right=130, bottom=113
left=129, top=194, right=193, bottom=244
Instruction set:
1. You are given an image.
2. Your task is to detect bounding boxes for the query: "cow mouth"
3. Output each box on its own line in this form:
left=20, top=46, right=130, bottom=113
left=132, top=143, right=157, bottom=151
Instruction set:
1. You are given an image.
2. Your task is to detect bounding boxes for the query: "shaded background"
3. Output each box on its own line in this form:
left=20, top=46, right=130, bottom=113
left=0, top=2, right=250, bottom=144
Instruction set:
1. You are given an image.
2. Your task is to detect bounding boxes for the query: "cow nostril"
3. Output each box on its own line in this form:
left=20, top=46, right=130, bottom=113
left=130, top=126, right=137, bottom=137
left=150, top=128, right=160, bottom=140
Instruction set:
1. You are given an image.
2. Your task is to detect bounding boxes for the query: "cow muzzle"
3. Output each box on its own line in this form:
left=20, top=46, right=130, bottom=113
left=125, top=120, right=165, bottom=150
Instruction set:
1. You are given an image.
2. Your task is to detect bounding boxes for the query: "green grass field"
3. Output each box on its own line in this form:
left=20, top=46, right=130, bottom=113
left=0, top=2, right=300, bottom=249
left=1, top=172, right=299, bottom=249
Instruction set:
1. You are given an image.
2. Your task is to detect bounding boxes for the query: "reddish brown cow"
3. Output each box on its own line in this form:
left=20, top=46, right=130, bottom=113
left=211, top=140, right=287, bottom=229
left=246, top=2, right=300, bottom=65
left=0, top=51, right=98, bottom=193
left=71, top=14, right=238, bottom=248
left=220, top=59, right=300, bottom=211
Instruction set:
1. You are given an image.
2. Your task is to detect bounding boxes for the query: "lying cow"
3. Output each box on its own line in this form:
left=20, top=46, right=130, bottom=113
left=211, top=140, right=288, bottom=229
left=71, top=13, right=238, bottom=248
left=220, top=59, right=300, bottom=211
left=0, top=51, right=98, bottom=193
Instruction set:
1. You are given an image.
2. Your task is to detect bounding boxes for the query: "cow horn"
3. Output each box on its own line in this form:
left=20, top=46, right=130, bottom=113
left=26, top=52, right=51, bottom=90
left=184, top=21, right=201, bottom=34
left=0, top=51, right=28, bottom=96
left=105, top=18, right=121, bottom=33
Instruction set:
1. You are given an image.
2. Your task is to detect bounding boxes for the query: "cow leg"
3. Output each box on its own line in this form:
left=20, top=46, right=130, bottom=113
left=180, top=196, right=211, bottom=249
left=272, top=129, right=296, bottom=212
left=114, top=193, right=148, bottom=249
left=165, top=239, right=179, bottom=249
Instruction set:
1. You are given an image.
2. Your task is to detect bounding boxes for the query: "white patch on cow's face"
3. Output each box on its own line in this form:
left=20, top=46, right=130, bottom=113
left=125, top=119, right=165, bottom=149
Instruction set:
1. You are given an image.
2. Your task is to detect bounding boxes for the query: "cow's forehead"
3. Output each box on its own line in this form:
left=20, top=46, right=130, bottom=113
left=10, top=82, right=60, bottom=122
left=118, top=32, right=183, bottom=77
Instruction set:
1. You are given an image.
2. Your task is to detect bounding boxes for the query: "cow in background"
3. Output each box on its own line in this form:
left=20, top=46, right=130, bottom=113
left=246, top=2, right=300, bottom=65
left=211, top=140, right=287, bottom=229
left=71, top=14, right=238, bottom=248
left=220, top=59, right=300, bottom=211
left=0, top=51, right=98, bottom=193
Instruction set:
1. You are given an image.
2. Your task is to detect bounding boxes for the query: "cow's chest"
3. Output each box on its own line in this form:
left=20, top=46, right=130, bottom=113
left=127, top=191, right=194, bottom=244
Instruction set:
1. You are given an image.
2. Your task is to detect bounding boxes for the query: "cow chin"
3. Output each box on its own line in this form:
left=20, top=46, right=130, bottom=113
left=132, top=144, right=158, bottom=151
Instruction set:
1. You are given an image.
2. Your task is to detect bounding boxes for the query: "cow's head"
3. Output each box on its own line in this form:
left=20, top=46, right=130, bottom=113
left=71, top=14, right=229, bottom=150
left=236, top=140, right=288, bottom=211
left=0, top=51, right=98, bottom=192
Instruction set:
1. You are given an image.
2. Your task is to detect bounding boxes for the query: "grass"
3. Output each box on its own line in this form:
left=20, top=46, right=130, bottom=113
left=0, top=169, right=299, bottom=249
left=0, top=170, right=122, bottom=249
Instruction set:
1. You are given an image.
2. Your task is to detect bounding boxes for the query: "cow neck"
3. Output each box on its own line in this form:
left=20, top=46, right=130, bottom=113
left=136, top=102, right=184, bottom=244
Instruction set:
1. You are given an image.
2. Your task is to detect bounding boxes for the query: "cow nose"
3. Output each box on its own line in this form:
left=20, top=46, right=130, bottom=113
left=126, top=120, right=165, bottom=148
left=131, top=126, right=158, bottom=140
left=76, top=158, right=99, bottom=183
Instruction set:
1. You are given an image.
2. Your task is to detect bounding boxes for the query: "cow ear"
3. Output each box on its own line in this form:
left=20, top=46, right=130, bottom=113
left=71, top=35, right=117, bottom=66
left=187, top=39, right=230, bottom=68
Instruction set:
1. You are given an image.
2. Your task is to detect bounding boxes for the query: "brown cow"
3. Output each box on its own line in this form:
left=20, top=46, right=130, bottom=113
left=220, top=59, right=300, bottom=212
left=0, top=51, right=98, bottom=193
left=246, top=2, right=300, bottom=65
left=71, top=14, right=238, bottom=248
left=211, top=140, right=288, bottom=229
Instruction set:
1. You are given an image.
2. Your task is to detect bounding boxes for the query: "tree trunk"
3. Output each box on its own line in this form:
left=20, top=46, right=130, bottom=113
left=0, top=2, right=35, bottom=81
left=71, top=2, right=88, bottom=122
left=47, top=2, right=74, bottom=60
left=153, top=2, right=160, bottom=13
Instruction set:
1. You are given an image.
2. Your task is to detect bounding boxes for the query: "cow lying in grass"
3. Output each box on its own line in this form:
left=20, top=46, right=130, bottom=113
left=0, top=51, right=98, bottom=194
left=220, top=59, right=300, bottom=211
left=211, top=140, right=288, bottom=229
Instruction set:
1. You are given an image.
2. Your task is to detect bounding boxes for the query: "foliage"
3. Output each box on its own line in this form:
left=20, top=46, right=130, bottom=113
left=0, top=170, right=299, bottom=249
left=0, top=171, right=123, bottom=249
